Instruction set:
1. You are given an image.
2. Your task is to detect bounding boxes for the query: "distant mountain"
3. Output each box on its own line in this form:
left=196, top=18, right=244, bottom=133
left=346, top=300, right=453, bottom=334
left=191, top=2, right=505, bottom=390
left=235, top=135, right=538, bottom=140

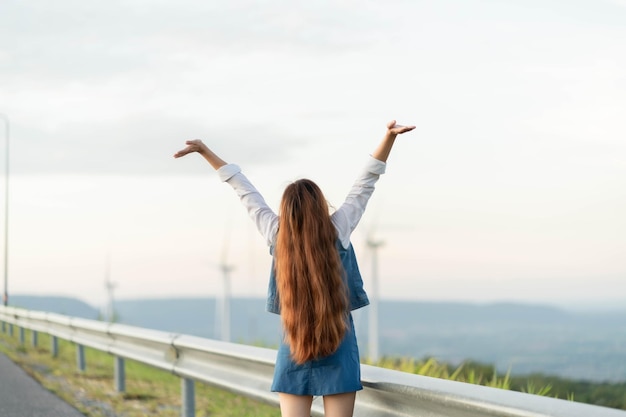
left=113, top=297, right=282, bottom=345
left=9, top=295, right=100, bottom=319
left=368, top=300, right=626, bottom=382
left=9, top=295, right=626, bottom=382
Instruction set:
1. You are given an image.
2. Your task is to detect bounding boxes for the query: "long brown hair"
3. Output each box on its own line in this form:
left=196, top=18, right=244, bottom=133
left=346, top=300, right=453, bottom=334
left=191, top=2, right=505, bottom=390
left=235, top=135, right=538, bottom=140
left=275, top=179, right=348, bottom=364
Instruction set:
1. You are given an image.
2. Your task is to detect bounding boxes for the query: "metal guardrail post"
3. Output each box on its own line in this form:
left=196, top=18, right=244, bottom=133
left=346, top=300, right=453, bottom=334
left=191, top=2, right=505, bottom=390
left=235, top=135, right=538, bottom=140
left=51, top=335, right=59, bottom=357
left=9, top=322, right=13, bottom=336
left=76, top=344, right=86, bottom=372
left=1, top=321, right=5, bottom=333
left=32, top=330, right=38, bottom=348
left=19, top=326, right=24, bottom=345
left=181, top=378, right=195, bottom=417
left=115, top=356, right=126, bottom=393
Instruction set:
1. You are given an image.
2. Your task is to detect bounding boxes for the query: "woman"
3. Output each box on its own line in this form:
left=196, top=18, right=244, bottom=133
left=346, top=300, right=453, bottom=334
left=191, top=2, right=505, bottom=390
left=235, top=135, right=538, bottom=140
left=174, top=120, right=415, bottom=417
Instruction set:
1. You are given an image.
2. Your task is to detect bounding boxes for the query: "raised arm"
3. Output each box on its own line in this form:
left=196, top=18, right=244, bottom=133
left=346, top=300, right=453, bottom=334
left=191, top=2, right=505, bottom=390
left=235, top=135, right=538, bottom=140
left=173, top=139, right=227, bottom=170
left=332, top=120, right=416, bottom=247
left=371, top=120, right=416, bottom=162
left=174, top=139, right=279, bottom=246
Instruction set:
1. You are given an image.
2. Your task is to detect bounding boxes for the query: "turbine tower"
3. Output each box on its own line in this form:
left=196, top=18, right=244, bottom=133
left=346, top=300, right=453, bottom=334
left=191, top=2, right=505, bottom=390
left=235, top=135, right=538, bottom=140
left=104, top=253, right=117, bottom=323
left=366, top=235, right=384, bottom=363
left=215, top=229, right=234, bottom=342
left=217, top=261, right=234, bottom=342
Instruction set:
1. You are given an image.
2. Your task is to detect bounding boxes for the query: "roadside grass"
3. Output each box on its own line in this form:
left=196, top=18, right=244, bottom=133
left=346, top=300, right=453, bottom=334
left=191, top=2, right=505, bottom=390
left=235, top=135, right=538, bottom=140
left=369, top=356, right=626, bottom=410
left=364, top=356, right=565, bottom=396
left=0, top=328, right=280, bottom=417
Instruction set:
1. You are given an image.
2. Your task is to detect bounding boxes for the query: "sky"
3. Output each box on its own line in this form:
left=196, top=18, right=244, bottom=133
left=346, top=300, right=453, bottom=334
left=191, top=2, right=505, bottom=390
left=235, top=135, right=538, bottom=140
left=1, top=0, right=624, bottom=310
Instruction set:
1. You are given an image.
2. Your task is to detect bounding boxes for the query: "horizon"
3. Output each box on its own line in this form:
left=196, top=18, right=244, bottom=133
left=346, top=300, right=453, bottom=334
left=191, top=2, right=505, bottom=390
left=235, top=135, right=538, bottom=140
left=10, top=293, right=626, bottom=314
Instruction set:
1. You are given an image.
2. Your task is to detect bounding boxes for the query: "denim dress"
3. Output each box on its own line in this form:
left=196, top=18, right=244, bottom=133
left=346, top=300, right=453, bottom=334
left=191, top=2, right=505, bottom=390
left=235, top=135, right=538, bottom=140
left=271, top=314, right=362, bottom=395
left=267, top=241, right=369, bottom=396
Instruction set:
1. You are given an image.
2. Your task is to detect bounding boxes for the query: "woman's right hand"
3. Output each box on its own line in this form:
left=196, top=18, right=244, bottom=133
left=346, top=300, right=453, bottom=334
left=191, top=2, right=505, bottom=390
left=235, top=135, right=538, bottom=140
left=387, top=120, right=416, bottom=135
left=372, top=119, right=416, bottom=162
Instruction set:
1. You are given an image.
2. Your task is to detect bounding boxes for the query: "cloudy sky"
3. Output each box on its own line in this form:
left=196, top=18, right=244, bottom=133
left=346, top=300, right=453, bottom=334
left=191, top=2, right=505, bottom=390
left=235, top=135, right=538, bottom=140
left=1, top=0, right=624, bottom=310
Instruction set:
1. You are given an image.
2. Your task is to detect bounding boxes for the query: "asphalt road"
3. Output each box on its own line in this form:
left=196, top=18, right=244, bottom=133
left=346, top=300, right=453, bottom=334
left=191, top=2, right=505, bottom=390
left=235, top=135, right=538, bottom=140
left=0, top=352, right=85, bottom=417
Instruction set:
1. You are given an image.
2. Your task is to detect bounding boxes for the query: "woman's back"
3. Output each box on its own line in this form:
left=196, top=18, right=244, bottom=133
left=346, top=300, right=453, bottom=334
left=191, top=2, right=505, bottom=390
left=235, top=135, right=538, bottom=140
left=275, top=179, right=348, bottom=364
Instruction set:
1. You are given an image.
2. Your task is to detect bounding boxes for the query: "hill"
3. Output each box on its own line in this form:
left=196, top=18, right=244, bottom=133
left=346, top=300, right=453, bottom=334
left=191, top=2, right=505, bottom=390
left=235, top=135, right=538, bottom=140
left=9, top=295, right=100, bottom=319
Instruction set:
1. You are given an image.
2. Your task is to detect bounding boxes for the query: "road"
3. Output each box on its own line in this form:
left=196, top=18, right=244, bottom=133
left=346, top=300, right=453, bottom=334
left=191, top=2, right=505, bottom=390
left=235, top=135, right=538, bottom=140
left=0, top=352, right=85, bottom=417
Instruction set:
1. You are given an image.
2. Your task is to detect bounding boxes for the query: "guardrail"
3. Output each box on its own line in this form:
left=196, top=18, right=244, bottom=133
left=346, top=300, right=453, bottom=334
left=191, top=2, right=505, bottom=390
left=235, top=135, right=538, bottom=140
left=1, top=305, right=625, bottom=417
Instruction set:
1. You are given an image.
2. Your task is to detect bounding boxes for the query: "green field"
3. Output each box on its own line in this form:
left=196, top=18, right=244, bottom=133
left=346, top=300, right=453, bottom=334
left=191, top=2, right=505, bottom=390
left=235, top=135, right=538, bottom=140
left=366, top=356, right=626, bottom=410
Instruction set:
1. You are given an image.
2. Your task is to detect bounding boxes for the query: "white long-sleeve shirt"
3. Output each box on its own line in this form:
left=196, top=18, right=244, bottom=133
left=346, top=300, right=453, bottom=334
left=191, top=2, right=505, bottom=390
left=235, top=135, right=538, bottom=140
left=217, top=156, right=387, bottom=248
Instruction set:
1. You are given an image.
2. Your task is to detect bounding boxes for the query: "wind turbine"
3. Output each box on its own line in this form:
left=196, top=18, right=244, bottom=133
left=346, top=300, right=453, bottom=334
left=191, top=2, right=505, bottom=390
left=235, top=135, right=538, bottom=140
left=104, top=253, right=117, bottom=323
left=366, top=233, right=384, bottom=364
left=215, top=227, right=234, bottom=342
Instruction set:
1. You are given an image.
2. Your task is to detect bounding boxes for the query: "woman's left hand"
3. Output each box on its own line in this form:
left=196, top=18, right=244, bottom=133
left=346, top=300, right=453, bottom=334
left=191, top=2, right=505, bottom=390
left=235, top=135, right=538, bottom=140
left=173, top=139, right=207, bottom=158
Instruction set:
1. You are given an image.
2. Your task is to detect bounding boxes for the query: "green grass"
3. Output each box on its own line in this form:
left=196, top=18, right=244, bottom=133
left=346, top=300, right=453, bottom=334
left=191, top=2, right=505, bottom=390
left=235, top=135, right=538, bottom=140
left=366, top=356, right=626, bottom=410
left=0, top=327, right=280, bottom=417
left=365, top=356, right=513, bottom=390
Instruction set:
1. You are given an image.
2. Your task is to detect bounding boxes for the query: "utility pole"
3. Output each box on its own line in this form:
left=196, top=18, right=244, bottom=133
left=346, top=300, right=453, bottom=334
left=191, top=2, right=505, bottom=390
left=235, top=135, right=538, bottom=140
left=0, top=114, right=9, bottom=308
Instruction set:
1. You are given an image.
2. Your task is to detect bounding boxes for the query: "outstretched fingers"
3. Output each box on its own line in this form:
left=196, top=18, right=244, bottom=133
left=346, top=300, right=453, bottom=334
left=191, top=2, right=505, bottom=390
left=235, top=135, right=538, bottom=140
left=173, top=145, right=195, bottom=158
left=173, top=139, right=204, bottom=158
left=173, top=148, right=190, bottom=158
left=393, top=125, right=416, bottom=134
left=387, top=120, right=416, bottom=135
